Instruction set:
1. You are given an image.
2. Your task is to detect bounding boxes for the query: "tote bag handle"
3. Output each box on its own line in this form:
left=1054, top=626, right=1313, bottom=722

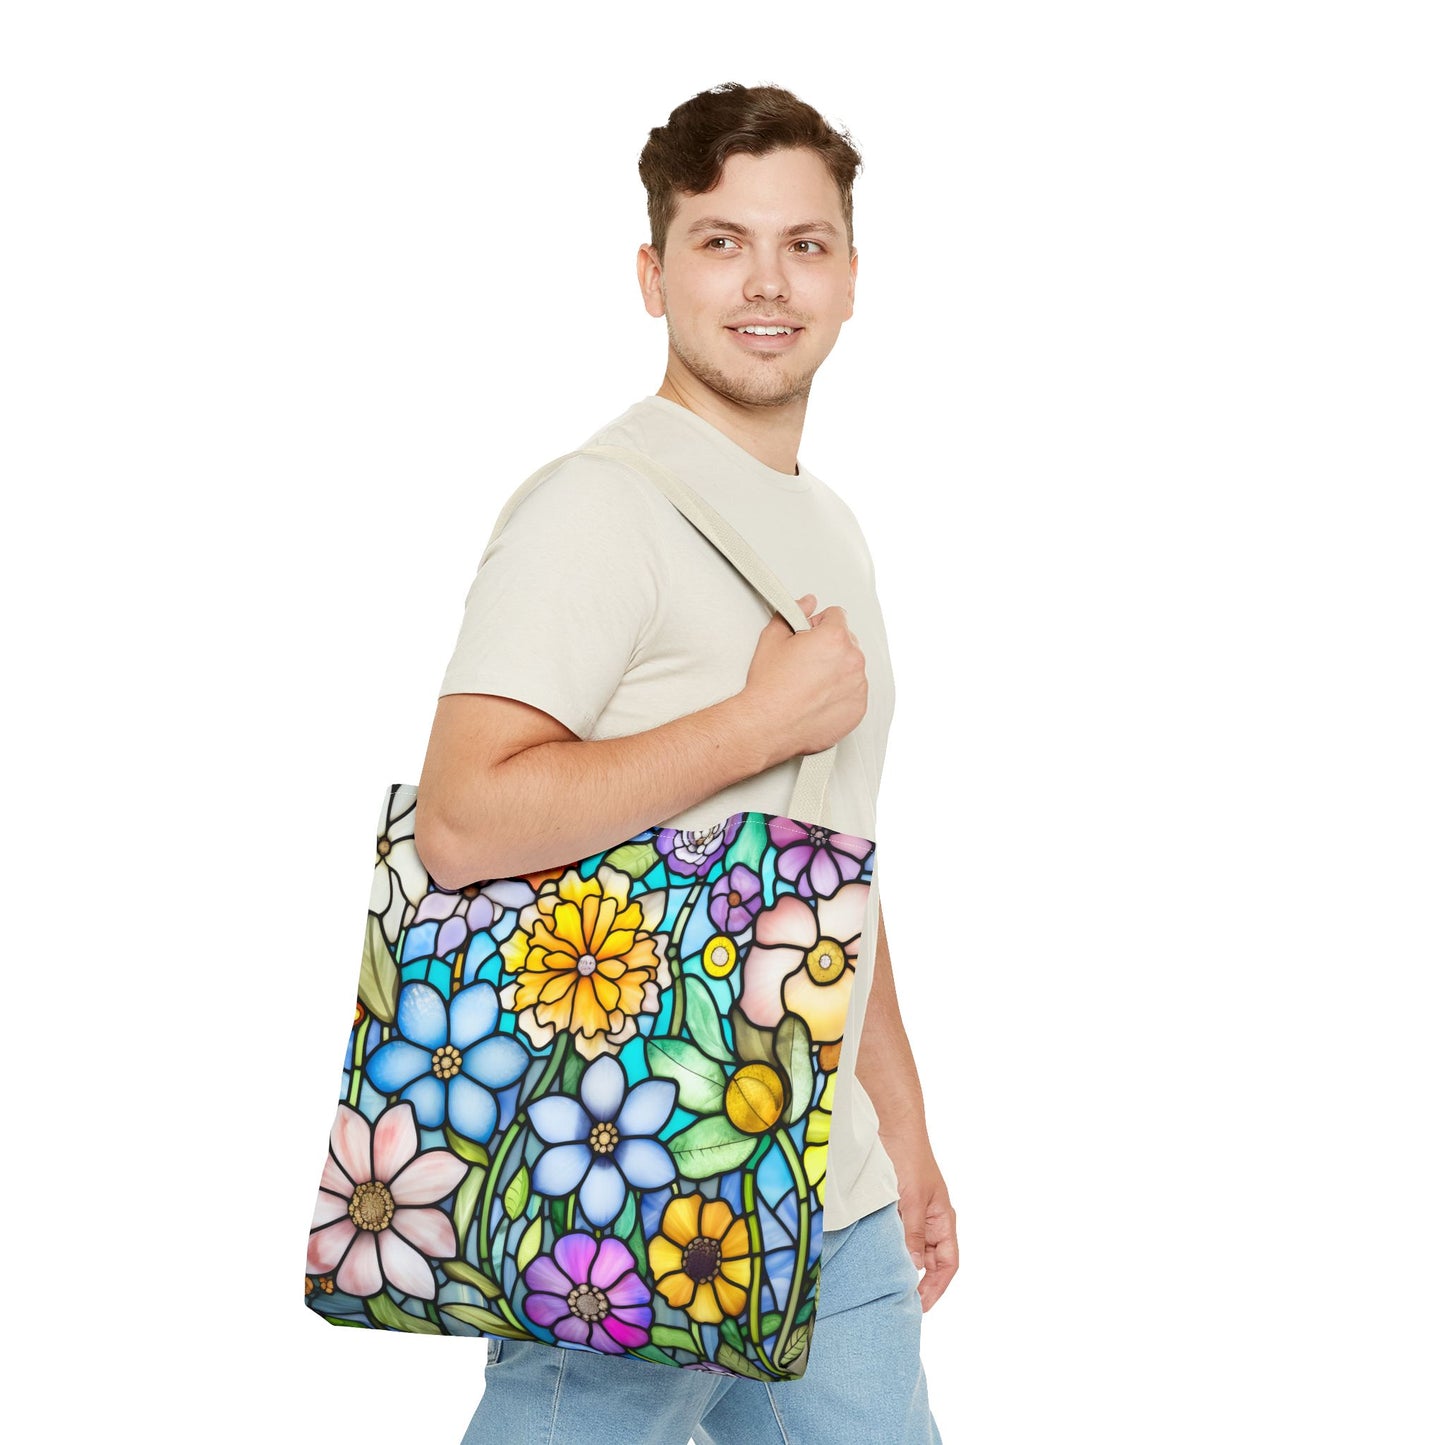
left=484, top=444, right=838, bottom=827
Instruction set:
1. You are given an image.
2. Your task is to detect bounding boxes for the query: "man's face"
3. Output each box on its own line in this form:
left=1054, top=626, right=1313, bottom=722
left=639, top=147, right=857, bottom=410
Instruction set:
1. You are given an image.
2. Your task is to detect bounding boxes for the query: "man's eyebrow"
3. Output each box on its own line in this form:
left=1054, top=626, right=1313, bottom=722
left=683, top=216, right=842, bottom=239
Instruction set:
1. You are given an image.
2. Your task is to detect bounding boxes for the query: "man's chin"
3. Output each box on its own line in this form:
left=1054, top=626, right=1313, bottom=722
left=681, top=355, right=814, bottom=410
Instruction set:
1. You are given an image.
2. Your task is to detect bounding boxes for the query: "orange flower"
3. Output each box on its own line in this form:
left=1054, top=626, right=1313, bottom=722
left=648, top=1193, right=751, bottom=1324
left=499, top=864, right=670, bottom=1059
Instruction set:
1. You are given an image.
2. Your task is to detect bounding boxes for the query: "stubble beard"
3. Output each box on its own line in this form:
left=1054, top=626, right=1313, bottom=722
left=665, top=318, right=816, bottom=410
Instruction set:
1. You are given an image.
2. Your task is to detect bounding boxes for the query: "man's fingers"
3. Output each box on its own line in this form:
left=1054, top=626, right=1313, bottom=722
left=904, top=1216, right=927, bottom=1272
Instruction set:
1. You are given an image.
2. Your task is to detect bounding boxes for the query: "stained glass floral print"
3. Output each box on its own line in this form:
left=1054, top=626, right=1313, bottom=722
left=305, top=783, right=875, bottom=1380
left=308, top=1101, right=468, bottom=1300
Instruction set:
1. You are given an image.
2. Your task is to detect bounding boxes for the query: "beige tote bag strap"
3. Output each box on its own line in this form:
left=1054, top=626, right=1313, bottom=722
left=485, top=444, right=838, bottom=826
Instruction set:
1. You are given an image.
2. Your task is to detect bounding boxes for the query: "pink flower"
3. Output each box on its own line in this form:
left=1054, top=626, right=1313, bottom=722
left=307, top=1101, right=467, bottom=1300
left=737, top=883, right=868, bottom=1043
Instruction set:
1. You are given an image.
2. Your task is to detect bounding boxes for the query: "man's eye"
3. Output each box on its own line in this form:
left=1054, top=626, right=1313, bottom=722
left=706, top=237, right=739, bottom=250
left=792, top=240, right=824, bottom=254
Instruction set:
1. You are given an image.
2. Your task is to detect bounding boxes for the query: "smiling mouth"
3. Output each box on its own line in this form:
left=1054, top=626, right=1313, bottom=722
left=728, top=325, right=802, bottom=336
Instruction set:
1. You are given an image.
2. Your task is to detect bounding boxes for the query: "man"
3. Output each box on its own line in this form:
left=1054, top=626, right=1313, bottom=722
left=416, top=81, right=955, bottom=1443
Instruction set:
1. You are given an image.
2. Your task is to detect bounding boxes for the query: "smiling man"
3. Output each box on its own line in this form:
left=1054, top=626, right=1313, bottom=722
left=418, top=82, right=952, bottom=1444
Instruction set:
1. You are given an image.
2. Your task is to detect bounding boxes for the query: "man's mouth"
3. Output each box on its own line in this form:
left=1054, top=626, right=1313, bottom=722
left=731, top=324, right=798, bottom=336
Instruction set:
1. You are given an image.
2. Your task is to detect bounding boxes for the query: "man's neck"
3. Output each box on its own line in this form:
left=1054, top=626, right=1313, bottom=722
left=655, top=368, right=807, bottom=477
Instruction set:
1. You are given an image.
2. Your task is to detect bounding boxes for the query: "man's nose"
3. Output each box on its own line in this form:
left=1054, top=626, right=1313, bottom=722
left=745, top=255, right=788, bottom=302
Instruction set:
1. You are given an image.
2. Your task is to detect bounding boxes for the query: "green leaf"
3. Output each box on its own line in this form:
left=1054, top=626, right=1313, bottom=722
left=440, top=1259, right=503, bottom=1300
left=774, top=1012, right=814, bottom=1125
left=683, top=977, right=733, bottom=1063
left=517, top=1214, right=543, bottom=1270
left=665, top=1114, right=756, bottom=1180
left=550, top=1196, right=570, bottom=1235
left=601, top=840, right=659, bottom=879
left=358, top=913, right=400, bottom=1024
left=444, top=1127, right=491, bottom=1167
left=720, top=1315, right=745, bottom=1353
left=503, top=1165, right=530, bottom=1221
left=452, top=1164, right=485, bottom=1241
left=626, top=1344, right=677, bottom=1367
left=439, top=1304, right=531, bottom=1339
left=778, top=1322, right=812, bottom=1368
left=794, top=1295, right=816, bottom=1324
left=364, top=1290, right=442, bottom=1334
left=727, top=813, right=770, bottom=873
left=613, top=1190, right=637, bottom=1243
left=760, top=1310, right=783, bottom=1338
left=728, top=1004, right=774, bottom=1066
left=561, top=1043, right=586, bottom=1095
left=650, top=1324, right=699, bottom=1354
left=716, top=1343, right=774, bottom=1381
left=647, top=1037, right=727, bottom=1114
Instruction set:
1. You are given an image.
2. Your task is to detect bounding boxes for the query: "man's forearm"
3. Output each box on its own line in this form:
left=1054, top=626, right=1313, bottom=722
left=856, top=903, right=933, bottom=1152
left=424, top=693, right=782, bottom=887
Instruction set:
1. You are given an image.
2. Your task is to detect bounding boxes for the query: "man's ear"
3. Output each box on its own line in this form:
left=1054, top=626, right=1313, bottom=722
left=845, top=247, right=858, bottom=322
left=637, top=243, right=666, bottom=318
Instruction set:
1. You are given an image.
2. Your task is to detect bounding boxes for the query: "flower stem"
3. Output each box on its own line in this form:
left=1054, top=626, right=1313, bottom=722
left=347, top=1020, right=366, bottom=1108
left=739, top=1134, right=772, bottom=1354
left=772, top=1126, right=812, bottom=1366
left=664, top=881, right=706, bottom=1037
left=478, top=1036, right=570, bottom=1265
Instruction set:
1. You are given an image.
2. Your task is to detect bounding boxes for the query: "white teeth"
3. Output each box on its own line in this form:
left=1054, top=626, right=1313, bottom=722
left=737, top=325, right=793, bottom=335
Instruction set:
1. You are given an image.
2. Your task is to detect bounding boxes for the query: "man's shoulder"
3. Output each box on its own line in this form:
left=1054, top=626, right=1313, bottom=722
left=500, top=429, right=676, bottom=538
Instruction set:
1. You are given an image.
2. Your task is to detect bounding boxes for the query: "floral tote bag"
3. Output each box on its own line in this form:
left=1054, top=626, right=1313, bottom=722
left=304, top=447, right=874, bottom=1381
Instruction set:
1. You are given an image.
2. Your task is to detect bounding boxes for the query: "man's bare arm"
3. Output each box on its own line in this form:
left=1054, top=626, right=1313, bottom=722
left=857, top=901, right=959, bottom=1310
left=416, top=590, right=871, bottom=889
left=416, top=689, right=781, bottom=889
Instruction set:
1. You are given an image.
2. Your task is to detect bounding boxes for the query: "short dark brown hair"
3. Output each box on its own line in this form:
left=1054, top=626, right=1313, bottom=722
left=639, top=83, right=863, bottom=258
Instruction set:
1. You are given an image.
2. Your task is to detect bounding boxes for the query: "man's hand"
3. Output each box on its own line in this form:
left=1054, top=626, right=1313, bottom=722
left=892, top=1140, right=959, bottom=1312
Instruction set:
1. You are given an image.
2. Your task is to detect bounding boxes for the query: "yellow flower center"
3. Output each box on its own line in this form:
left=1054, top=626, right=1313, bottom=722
left=589, top=1120, right=620, bottom=1155
left=804, top=937, right=847, bottom=985
left=348, top=1180, right=395, bottom=1233
left=727, top=890, right=741, bottom=906
left=682, top=1236, right=722, bottom=1283
left=432, top=1043, right=463, bottom=1079
left=725, top=1063, right=785, bottom=1134
left=567, top=1283, right=611, bottom=1321
left=377, top=837, right=391, bottom=858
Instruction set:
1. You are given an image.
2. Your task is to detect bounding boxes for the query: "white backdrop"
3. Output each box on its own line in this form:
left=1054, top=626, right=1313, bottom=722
left=5, top=3, right=1441, bottom=1442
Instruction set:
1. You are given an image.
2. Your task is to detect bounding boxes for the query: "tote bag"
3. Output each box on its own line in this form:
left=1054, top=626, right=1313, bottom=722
left=304, top=445, right=875, bottom=1380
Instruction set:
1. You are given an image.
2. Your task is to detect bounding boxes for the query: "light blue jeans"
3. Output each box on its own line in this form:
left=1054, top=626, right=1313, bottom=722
left=458, top=1200, right=942, bottom=1443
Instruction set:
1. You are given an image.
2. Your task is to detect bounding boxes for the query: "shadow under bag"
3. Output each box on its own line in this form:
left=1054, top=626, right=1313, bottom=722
left=304, top=445, right=876, bottom=1380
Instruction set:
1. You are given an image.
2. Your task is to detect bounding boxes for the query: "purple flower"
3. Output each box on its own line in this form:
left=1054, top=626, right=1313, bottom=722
left=656, top=815, right=743, bottom=877
left=413, top=877, right=536, bottom=957
left=766, top=818, right=873, bottom=900
left=708, top=864, right=763, bottom=933
left=527, top=1054, right=678, bottom=1227
left=523, top=1233, right=652, bottom=1353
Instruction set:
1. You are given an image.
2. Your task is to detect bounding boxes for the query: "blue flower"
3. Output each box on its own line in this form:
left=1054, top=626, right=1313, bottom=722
left=366, top=981, right=529, bottom=1142
left=527, top=1054, right=679, bottom=1227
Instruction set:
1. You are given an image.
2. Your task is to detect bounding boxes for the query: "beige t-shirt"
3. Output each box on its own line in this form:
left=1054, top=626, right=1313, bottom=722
left=438, top=394, right=900, bottom=1230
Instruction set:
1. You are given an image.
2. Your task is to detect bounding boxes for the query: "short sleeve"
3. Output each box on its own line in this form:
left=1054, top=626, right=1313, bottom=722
left=436, top=455, right=667, bottom=739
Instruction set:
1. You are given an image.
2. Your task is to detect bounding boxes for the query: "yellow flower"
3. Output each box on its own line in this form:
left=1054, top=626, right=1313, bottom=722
left=499, top=864, right=669, bottom=1059
left=802, top=1070, right=836, bottom=1206
left=725, top=1063, right=786, bottom=1134
left=648, top=1193, right=752, bottom=1324
left=702, top=933, right=737, bottom=979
